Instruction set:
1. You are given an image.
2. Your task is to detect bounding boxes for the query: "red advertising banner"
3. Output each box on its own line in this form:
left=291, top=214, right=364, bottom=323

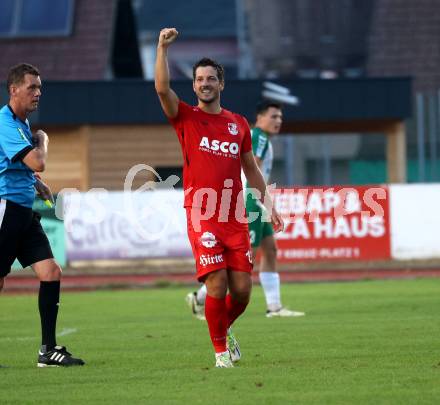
left=272, top=186, right=391, bottom=262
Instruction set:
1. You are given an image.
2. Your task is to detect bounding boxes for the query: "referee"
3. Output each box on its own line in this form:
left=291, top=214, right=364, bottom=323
left=0, top=64, right=84, bottom=367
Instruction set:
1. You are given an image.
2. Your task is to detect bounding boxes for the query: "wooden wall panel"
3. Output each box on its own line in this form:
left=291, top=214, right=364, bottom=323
left=43, top=127, right=90, bottom=192
left=41, top=125, right=182, bottom=192
left=89, top=125, right=183, bottom=190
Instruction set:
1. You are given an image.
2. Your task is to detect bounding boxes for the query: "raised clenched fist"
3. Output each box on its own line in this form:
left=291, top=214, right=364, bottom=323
left=158, top=28, right=179, bottom=47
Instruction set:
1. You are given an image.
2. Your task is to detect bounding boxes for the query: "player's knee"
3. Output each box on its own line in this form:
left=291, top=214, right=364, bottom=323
left=268, top=245, right=277, bottom=260
left=204, top=271, right=228, bottom=299
left=49, top=263, right=62, bottom=281
left=229, top=280, right=252, bottom=303
left=206, top=282, right=227, bottom=299
left=264, top=243, right=277, bottom=261
left=238, top=290, right=251, bottom=303
left=39, top=262, right=62, bottom=281
left=231, top=289, right=251, bottom=304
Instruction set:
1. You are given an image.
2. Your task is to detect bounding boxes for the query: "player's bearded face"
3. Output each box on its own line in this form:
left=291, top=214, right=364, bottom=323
left=193, top=66, right=223, bottom=104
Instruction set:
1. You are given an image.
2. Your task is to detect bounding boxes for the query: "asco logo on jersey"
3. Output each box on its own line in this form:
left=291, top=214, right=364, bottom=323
left=199, top=136, right=239, bottom=157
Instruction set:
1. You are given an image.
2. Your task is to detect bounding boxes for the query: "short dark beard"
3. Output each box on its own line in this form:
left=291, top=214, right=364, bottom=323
left=198, top=96, right=216, bottom=104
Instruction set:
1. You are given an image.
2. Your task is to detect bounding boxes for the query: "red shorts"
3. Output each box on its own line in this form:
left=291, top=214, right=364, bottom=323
left=186, top=208, right=253, bottom=281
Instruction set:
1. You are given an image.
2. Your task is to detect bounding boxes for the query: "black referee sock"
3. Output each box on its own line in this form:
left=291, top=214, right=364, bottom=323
left=38, top=281, right=60, bottom=350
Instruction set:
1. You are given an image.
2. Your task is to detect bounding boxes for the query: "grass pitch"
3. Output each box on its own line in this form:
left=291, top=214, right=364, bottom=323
left=0, top=278, right=439, bottom=404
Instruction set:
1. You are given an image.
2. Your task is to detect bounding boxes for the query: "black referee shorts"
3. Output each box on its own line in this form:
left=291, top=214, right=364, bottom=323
left=0, top=199, right=53, bottom=277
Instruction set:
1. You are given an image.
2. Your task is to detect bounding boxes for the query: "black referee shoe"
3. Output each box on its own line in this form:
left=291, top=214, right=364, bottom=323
left=37, top=345, right=85, bottom=367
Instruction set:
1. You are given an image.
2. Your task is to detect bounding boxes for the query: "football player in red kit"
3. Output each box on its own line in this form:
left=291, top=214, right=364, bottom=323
left=155, top=28, right=284, bottom=368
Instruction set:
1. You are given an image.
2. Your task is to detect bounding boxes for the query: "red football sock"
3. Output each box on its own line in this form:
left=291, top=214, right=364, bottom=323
left=226, top=294, right=248, bottom=328
left=205, top=295, right=228, bottom=353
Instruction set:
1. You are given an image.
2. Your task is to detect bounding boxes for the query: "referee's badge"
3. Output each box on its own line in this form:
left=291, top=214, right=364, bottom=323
left=227, top=123, right=238, bottom=135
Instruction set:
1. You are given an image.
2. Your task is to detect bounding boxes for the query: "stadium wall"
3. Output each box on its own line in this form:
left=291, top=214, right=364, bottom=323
left=53, top=184, right=440, bottom=265
left=390, top=184, right=440, bottom=259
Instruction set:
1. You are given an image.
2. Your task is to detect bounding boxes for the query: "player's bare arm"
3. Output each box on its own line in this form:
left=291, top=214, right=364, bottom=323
left=241, top=151, right=284, bottom=232
left=155, top=28, right=180, bottom=119
left=22, top=129, right=48, bottom=172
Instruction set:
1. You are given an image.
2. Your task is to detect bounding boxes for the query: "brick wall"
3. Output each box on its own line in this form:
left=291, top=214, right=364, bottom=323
left=0, top=0, right=116, bottom=81
left=245, top=0, right=373, bottom=78
left=367, top=0, right=440, bottom=92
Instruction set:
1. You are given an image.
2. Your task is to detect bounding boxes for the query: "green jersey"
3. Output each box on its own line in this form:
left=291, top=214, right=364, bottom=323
left=244, top=127, right=274, bottom=246
left=248, top=127, right=273, bottom=185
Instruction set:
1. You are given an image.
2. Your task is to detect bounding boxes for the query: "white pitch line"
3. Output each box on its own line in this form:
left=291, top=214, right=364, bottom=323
left=57, top=327, right=77, bottom=337
left=0, top=336, right=35, bottom=342
left=0, top=327, right=77, bottom=341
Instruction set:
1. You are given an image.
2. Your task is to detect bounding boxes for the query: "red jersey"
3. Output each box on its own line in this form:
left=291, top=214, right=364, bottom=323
left=170, top=101, right=252, bottom=220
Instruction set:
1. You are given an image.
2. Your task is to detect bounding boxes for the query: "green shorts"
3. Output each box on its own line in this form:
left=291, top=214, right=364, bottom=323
left=246, top=194, right=274, bottom=248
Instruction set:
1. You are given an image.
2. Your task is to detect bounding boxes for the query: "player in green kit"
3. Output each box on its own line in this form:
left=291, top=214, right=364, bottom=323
left=187, top=101, right=305, bottom=318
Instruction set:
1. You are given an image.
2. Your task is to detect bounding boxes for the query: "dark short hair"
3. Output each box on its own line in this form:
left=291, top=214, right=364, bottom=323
left=192, top=58, right=224, bottom=83
left=7, top=63, right=40, bottom=94
left=256, top=100, right=282, bottom=116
